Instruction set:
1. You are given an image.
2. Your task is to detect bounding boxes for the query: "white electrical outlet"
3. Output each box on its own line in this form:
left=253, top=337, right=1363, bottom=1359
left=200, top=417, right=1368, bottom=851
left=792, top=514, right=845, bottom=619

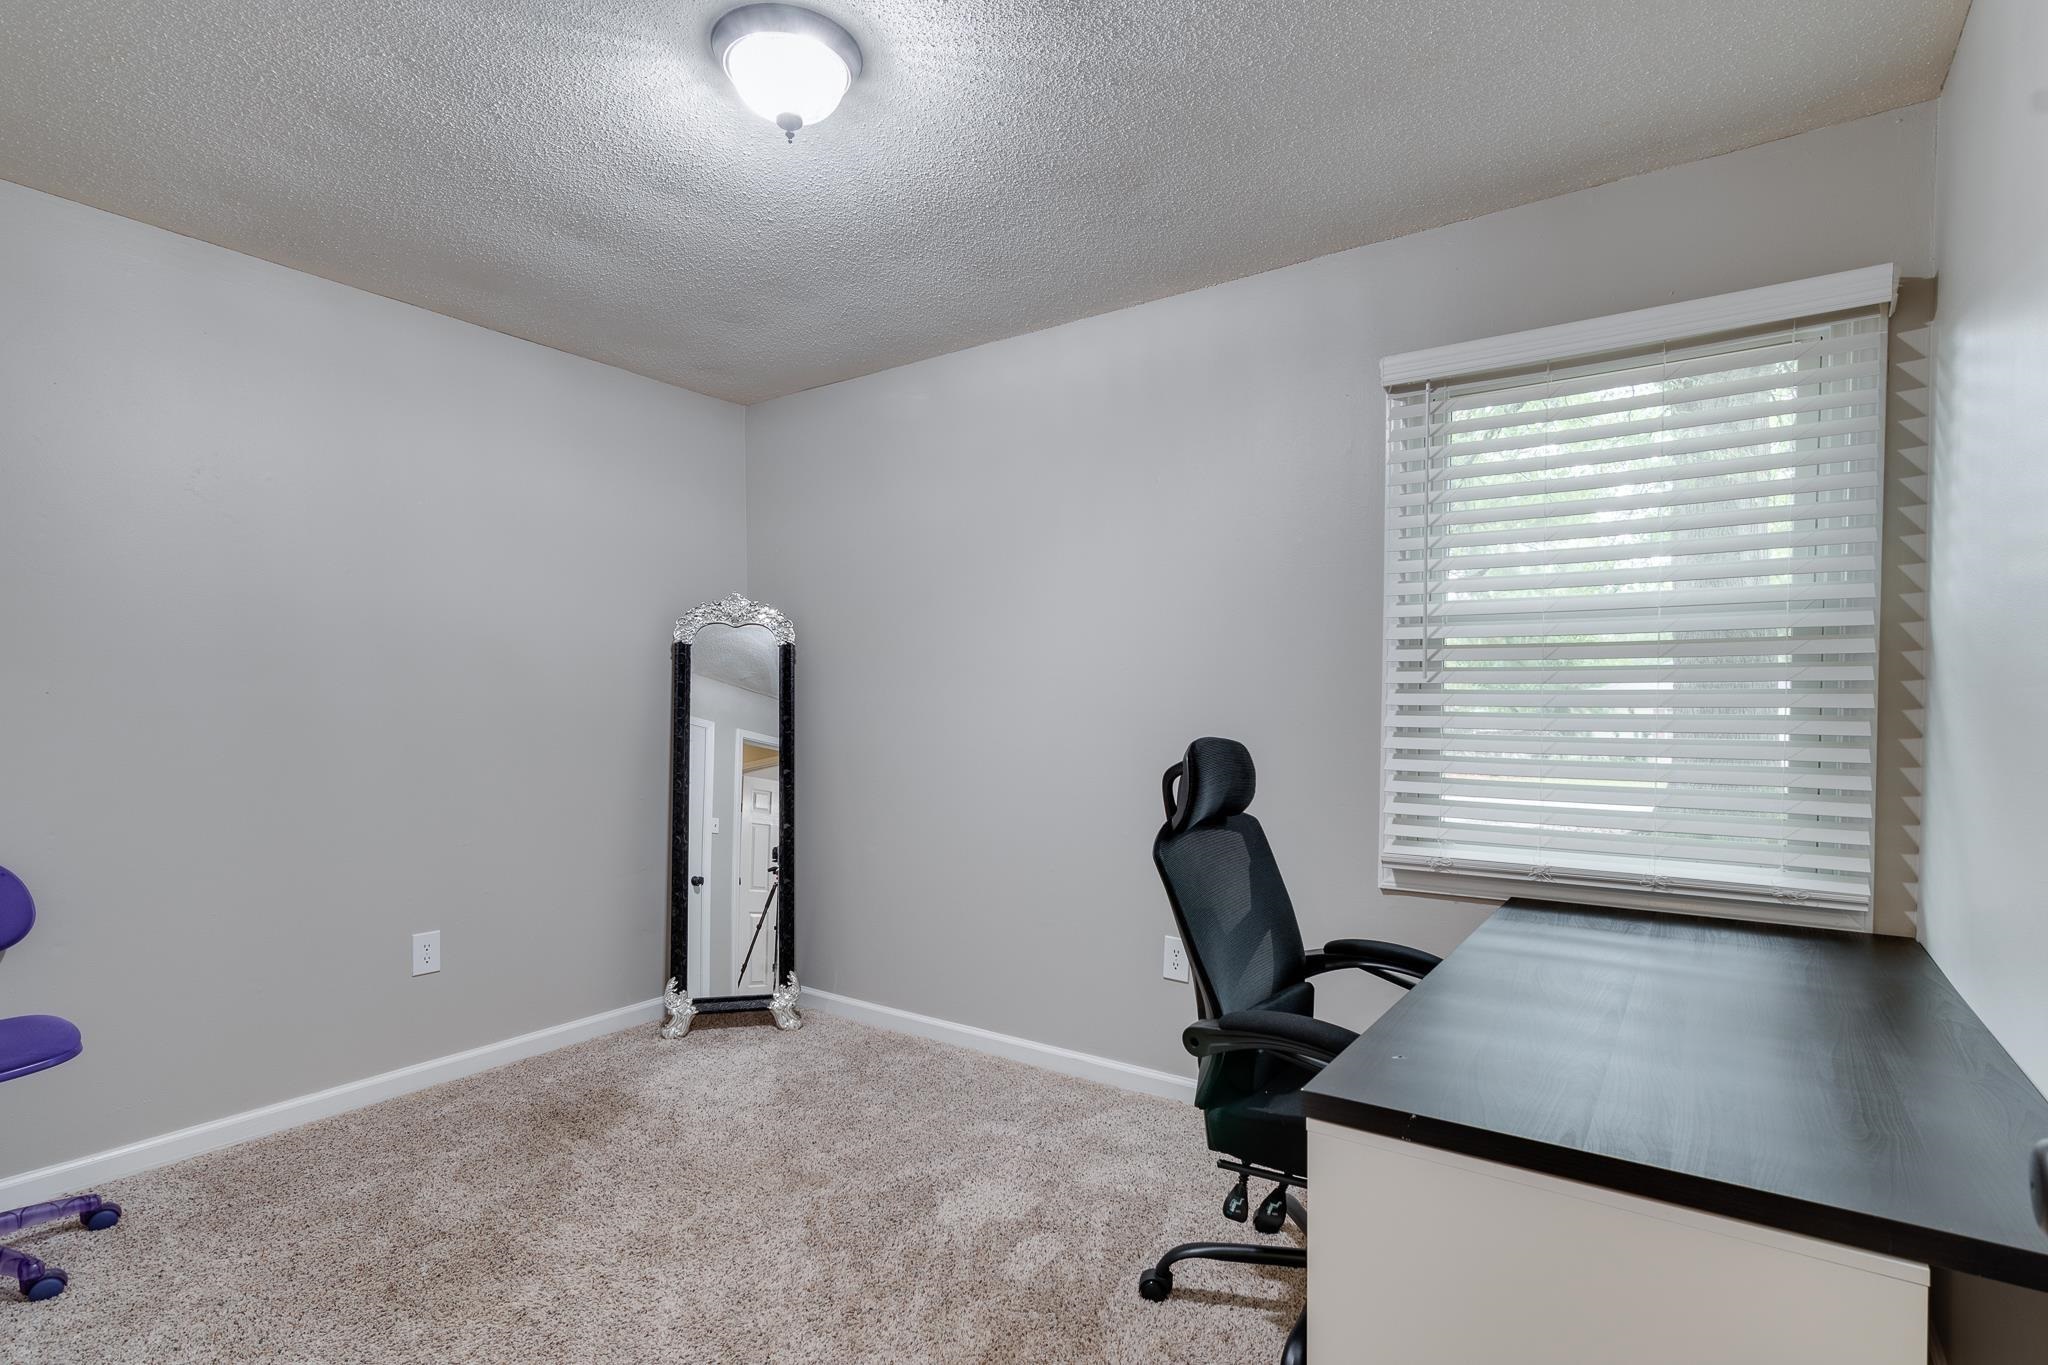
left=412, top=930, right=441, bottom=977
left=1163, top=935, right=1189, bottom=983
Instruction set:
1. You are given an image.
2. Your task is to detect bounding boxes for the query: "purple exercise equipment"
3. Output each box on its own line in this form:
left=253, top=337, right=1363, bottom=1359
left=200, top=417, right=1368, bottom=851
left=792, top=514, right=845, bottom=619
left=0, top=866, right=122, bottom=1302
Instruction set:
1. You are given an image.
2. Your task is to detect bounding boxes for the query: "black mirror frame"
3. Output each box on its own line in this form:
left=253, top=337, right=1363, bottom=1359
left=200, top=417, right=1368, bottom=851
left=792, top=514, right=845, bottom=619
left=663, top=600, right=797, bottom=1031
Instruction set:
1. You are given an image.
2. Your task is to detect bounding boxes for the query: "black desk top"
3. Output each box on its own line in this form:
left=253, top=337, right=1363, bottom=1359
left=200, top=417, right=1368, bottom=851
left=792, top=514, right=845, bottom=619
left=1301, top=901, right=2048, bottom=1289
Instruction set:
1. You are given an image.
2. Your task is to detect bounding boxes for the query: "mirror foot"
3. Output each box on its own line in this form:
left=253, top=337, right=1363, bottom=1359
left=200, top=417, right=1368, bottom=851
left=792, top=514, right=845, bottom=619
left=769, top=972, right=803, bottom=1030
left=660, top=978, right=697, bottom=1039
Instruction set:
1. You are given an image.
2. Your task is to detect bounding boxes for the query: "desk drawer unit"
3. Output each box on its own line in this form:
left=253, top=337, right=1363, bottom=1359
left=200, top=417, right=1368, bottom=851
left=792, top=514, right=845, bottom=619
left=1307, top=1119, right=1927, bottom=1365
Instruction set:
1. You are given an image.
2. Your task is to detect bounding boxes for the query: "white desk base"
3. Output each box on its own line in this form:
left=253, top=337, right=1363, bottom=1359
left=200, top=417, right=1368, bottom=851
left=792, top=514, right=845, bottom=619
left=1307, top=1119, right=1928, bottom=1365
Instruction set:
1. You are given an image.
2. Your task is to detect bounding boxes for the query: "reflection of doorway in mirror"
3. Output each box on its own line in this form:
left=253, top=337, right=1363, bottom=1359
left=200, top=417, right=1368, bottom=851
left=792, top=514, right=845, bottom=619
left=733, top=732, right=780, bottom=994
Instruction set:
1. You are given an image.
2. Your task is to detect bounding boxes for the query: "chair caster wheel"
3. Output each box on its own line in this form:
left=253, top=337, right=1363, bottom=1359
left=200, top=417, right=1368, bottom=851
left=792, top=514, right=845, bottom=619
left=24, top=1271, right=67, bottom=1301
left=1254, top=1185, right=1288, bottom=1234
left=81, top=1202, right=121, bottom=1232
left=1138, top=1269, right=1173, bottom=1302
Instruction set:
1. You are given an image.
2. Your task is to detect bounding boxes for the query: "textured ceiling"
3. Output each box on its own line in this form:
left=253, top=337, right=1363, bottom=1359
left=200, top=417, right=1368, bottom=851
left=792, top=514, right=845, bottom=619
left=0, top=0, right=1966, bottom=403
left=692, top=622, right=779, bottom=696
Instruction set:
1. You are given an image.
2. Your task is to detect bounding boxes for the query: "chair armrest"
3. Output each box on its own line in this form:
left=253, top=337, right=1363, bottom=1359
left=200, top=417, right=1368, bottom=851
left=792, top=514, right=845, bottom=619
left=1182, top=1010, right=1353, bottom=1072
left=1302, top=938, right=1442, bottom=991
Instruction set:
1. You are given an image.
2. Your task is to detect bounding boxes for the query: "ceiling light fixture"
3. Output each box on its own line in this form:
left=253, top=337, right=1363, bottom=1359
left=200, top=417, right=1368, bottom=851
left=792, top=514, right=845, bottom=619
left=711, top=4, right=863, bottom=143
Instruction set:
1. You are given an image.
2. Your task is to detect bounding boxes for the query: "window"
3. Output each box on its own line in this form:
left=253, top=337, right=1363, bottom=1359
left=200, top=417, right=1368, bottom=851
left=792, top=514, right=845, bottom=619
left=1379, top=268, right=1895, bottom=922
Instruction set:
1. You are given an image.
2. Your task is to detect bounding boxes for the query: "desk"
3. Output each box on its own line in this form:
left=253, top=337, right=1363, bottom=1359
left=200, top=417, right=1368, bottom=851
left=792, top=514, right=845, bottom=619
left=1299, top=901, right=2048, bottom=1364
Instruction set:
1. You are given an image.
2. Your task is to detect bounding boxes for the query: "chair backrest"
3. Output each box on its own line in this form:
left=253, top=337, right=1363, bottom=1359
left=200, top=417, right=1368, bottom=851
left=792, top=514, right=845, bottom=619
left=0, top=866, right=34, bottom=952
left=1152, top=738, right=1308, bottom=1021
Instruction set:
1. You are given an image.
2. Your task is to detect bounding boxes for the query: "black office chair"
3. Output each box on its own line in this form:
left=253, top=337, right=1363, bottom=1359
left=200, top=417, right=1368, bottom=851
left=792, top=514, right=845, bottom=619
left=1140, top=738, right=1441, bottom=1363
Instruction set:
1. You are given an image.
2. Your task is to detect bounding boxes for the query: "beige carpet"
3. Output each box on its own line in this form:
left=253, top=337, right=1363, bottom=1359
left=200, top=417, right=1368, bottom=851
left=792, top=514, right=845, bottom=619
left=0, top=1012, right=1303, bottom=1363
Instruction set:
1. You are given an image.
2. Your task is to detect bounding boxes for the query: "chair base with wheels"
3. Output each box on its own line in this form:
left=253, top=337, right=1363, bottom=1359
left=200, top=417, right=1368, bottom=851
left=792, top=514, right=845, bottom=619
left=1, top=1196, right=123, bottom=1301
left=1, top=866, right=124, bottom=1302
left=1139, top=1157, right=1308, bottom=1302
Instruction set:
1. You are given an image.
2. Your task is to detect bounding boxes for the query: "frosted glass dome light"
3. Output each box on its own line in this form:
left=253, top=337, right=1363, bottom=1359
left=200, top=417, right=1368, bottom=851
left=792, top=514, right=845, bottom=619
left=712, top=5, right=864, bottom=143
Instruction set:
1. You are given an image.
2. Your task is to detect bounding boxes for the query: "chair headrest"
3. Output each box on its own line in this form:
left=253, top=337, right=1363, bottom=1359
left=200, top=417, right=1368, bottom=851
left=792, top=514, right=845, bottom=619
left=1164, top=737, right=1256, bottom=832
left=0, top=866, right=34, bottom=953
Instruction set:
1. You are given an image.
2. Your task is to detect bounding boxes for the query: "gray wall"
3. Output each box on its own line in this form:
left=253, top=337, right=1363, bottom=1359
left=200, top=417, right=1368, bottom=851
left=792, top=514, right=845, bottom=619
left=0, top=181, right=746, bottom=1175
left=1921, top=0, right=2048, bottom=1098
left=745, top=104, right=1939, bottom=1079
left=1920, top=0, right=2048, bottom=1354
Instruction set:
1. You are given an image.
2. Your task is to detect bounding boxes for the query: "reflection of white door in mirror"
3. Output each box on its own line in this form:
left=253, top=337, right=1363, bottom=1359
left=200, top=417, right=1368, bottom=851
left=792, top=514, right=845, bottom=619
left=687, top=717, right=713, bottom=999
left=734, top=757, right=779, bottom=993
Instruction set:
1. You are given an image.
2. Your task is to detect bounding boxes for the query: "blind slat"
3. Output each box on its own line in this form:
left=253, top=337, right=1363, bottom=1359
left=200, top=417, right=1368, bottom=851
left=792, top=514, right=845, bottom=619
left=1399, top=582, right=1877, bottom=620
left=1389, top=439, right=1880, bottom=508
left=1430, top=356, right=1882, bottom=438
left=1384, top=801, right=1871, bottom=847
left=1399, top=714, right=1870, bottom=737
left=1433, top=383, right=1884, bottom=462
left=1387, top=780, right=1872, bottom=819
left=1387, top=733, right=1871, bottom=763
left=1391, top=638, right=1876, bottom=661
left=1391, top=688, right=1875, bottom=709
left=1394, top=414, right=1880, bottom=488
left=1416, top=494, right=1880, bottom=548
left=1383, top=821, right=1872, bottom=875
left=1386, top=607, right=1876, bottom=639
left=1396, top=664, right=1871, bottom=683
left=1392, top=755, right=1873, bottom=792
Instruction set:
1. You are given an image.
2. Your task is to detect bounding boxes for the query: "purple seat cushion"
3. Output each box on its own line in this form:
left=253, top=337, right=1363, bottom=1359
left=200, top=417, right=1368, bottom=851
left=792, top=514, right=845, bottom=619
left=0, top=866, right=32, bottom=951
left=0, top=1015, right=82, bottom=1084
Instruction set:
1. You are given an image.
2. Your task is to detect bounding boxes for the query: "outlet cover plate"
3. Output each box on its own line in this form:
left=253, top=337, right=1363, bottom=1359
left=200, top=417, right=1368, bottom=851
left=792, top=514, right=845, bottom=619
left=1163, top=935, right=1189, bottom=983
left=412, top=930, right=441, bottom=977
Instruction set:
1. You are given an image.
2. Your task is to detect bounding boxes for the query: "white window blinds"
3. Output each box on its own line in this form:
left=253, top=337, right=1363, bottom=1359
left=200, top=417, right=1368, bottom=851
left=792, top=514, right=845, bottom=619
left=1382, top=293, right=1889, bottom=921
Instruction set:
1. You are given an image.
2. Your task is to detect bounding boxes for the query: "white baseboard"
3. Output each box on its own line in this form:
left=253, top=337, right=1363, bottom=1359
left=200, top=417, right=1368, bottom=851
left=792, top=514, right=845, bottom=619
left=0, top=997, right=664, bottom=1208
left=803, top=986, right=1195, bottom=1101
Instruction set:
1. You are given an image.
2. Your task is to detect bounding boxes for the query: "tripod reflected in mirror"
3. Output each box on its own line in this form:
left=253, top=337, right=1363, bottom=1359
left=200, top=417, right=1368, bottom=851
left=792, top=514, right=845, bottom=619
left=736, top=850, right=780, bottom=987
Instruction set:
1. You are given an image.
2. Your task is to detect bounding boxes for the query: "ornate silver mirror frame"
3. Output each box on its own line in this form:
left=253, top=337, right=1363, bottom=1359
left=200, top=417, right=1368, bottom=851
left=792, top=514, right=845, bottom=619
left=662, top=593, right=800, bottom=1037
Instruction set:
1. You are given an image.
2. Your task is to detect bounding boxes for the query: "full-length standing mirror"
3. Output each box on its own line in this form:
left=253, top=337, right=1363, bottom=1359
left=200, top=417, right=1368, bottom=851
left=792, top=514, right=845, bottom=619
left=661, top=594, right=797, bottom=1038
